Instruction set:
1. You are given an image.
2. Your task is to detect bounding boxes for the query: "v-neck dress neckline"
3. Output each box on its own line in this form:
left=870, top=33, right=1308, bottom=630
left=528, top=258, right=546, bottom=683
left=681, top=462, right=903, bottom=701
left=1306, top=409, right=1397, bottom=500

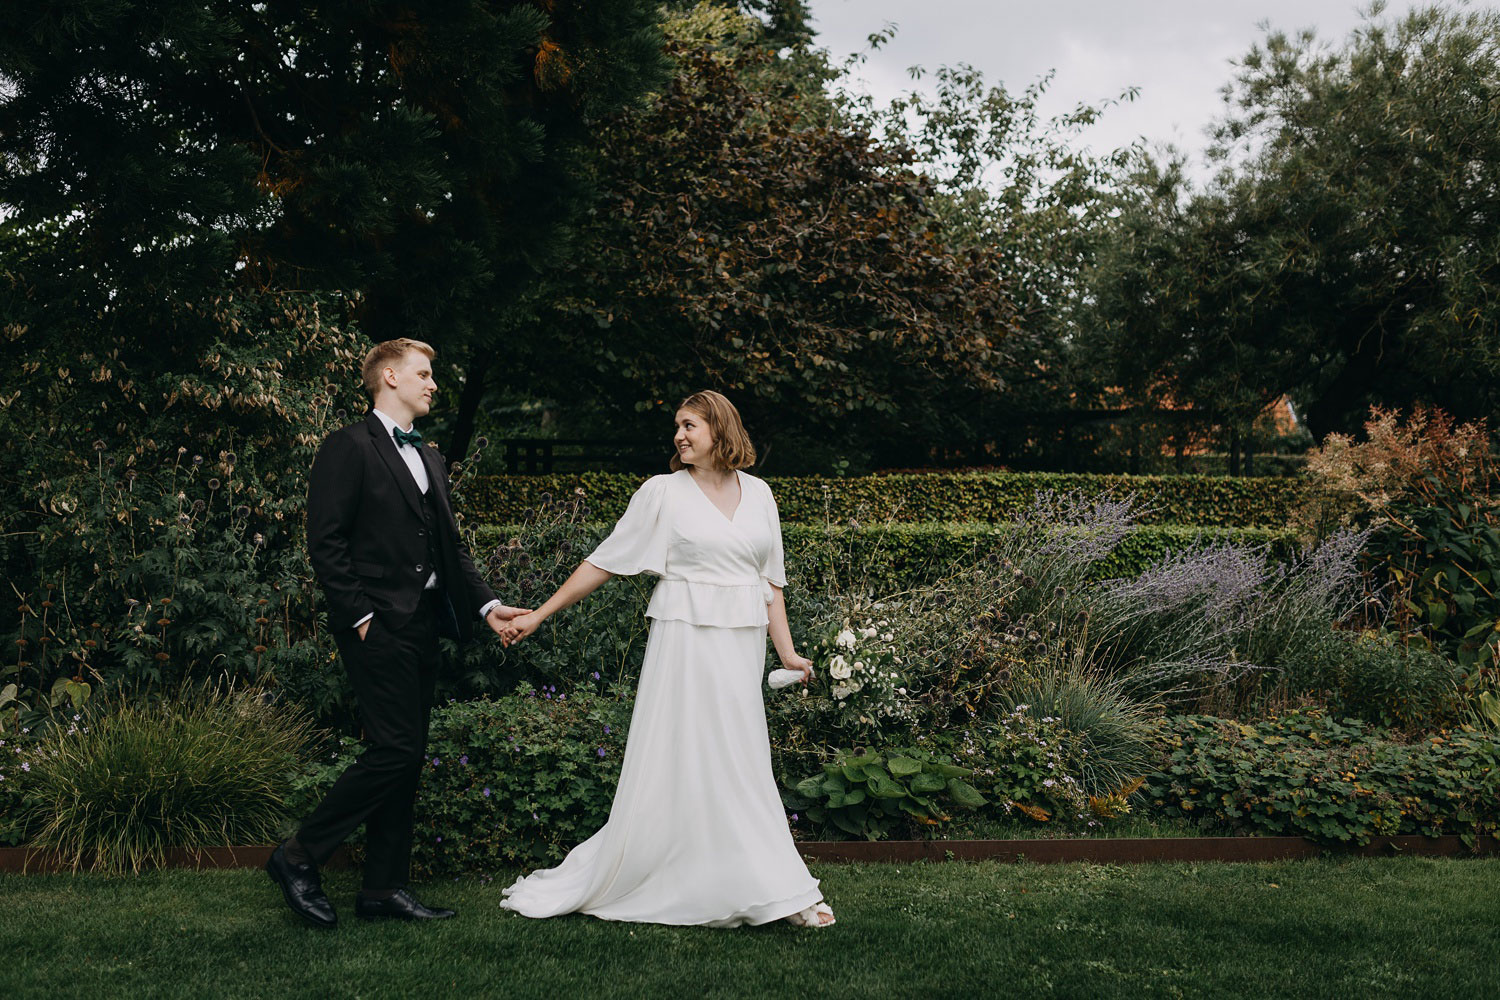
left=686, top=468, right=742, bottom=523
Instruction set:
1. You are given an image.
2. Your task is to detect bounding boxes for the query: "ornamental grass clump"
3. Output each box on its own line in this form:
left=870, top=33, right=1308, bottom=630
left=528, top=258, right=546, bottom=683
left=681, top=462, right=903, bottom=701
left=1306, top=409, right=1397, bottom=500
left=27, top=687, right=315, bottom=873
left=995, top=667, right=1156, bottom=799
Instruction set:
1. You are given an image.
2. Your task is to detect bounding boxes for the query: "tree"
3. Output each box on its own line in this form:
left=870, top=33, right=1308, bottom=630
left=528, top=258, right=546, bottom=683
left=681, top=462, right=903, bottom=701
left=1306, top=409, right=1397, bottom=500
left=508, top=36, right=1018, bottom=470
left=0, top=1, right=670, bottom=354
left=1088, top=4, right=1500, bottom=441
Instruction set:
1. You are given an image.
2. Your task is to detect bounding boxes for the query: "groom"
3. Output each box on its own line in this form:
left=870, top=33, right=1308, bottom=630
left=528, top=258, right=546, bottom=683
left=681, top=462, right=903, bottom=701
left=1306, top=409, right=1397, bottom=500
left=266, top=337, right=526, bottom=928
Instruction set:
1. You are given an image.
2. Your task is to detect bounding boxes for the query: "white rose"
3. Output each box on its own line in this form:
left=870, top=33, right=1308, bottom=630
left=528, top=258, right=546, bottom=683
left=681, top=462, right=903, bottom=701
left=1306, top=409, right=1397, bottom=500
left=836, top=629, right=856, bottom=649
left=832, top=684, right=852, bottom=700
left=830, top=654, right=847, bottom=671
left=829, top=660, right=852, bottom=680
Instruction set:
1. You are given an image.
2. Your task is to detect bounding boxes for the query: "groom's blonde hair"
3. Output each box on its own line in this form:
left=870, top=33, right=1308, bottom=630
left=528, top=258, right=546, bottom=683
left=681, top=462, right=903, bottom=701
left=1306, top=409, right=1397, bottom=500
left=362, top=338, right=435, bottom=398
left=670, top=390, right=756, bottom=471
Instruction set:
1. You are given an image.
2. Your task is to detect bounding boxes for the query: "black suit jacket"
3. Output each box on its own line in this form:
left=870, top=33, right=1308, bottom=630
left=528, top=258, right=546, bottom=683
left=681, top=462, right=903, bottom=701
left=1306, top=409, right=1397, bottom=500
left=307, top=412, right=497, bottom=642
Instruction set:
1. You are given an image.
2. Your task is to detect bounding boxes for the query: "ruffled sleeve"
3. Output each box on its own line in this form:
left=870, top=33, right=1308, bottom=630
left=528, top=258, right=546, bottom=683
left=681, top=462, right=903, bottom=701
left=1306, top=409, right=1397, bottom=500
left=584, top=475, right=671, bottom=577
left=760, top=480, right=787, bottom=595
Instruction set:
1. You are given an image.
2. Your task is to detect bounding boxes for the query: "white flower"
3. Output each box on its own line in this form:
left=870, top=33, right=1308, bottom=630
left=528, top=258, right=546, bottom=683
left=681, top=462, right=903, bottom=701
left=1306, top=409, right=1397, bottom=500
left=832, top=684, right=852, bottom=700
left=861, top=627, right=878, bottom=639
left=881, top=633, right=893, bottom=642
left=853, top=660, right=865, bottom=672
left=897, top=687, right=906, bottom=695
left=829, top=659, right=852, bottom=680
left=830, top=654, right=847, bottom=671
left=836, top=629, right=856, bottom=649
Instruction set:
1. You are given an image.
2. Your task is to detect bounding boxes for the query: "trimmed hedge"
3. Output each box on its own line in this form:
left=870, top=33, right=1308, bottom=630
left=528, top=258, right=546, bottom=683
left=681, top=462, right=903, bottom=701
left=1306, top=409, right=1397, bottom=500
left=460, top=471, right=1307, bottom=528
left=472, top=522, right=1302, bottom=594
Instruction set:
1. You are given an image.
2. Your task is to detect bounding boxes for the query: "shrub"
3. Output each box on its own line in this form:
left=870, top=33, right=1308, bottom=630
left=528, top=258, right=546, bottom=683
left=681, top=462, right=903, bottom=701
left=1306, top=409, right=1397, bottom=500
left=290, top=687, right=635, bottom=878
left=1299, top=405, right=1500, bottom=714
left=1326, top=632, right=1465, bottom=730
left=1, top=293, right=363, bottom=725
left=1086, top=530, right=1371, bottom=710
left=781, top=747, right=986, bottom=841
left=26, top=687, right=317, bottom=872
left=464, top=470, right=1306, bottom=527
left=1141, top=711, right=1499, bottom=846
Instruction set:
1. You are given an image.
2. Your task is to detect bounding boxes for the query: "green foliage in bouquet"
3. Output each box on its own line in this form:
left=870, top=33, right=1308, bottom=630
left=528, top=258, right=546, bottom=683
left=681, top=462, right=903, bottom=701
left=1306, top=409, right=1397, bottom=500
left=783, top=747, right=986, bottom=841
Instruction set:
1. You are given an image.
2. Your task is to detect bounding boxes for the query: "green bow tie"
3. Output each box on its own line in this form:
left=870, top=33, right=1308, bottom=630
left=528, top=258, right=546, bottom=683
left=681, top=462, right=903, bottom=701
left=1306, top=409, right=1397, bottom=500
left=393, top=426, right=423, bottom=448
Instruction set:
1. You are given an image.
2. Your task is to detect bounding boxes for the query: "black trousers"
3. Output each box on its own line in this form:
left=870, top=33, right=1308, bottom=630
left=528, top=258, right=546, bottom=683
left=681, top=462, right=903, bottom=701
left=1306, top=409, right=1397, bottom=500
left=297, top=593, right=442, bottom=890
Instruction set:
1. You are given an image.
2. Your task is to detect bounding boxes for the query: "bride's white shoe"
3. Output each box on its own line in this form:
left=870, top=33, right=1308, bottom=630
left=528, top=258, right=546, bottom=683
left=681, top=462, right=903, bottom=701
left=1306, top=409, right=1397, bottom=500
left=784, top=901, right=836, bottom=928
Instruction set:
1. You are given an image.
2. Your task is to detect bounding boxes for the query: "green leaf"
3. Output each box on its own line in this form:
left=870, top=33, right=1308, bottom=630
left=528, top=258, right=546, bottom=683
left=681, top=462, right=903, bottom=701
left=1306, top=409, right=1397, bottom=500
left=866, top=772, right=908, bottom=799
left=946, top=778, right=987, bottom=809
left=910, top=771, right=948, bottom=794
left=886, top=755, right=922, bottom=777
left=0, top=683, right=16, bottom=709
left=794, top=776, right=826, bottom=799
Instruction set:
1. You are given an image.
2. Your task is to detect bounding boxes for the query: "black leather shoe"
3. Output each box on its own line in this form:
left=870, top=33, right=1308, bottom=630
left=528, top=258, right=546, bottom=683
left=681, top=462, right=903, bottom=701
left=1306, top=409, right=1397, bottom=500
left=265, top=843, right=338, bottom=929
left=355, top=888, right=456, bottom=921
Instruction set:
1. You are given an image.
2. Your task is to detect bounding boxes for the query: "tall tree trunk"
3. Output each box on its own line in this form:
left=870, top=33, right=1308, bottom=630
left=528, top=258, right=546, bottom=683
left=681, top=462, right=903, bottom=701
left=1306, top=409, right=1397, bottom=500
left=446, top=346, right=495, bottom=470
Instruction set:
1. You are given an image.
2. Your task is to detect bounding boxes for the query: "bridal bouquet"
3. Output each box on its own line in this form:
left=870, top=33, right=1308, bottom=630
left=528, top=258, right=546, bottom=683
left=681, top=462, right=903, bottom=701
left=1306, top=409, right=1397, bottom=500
left=809, top=615, right=912, bottom=727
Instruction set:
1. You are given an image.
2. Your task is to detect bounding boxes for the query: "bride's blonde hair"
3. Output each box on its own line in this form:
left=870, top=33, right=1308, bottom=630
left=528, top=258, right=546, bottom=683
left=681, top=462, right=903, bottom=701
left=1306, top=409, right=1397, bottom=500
left=670, top=390, right=756, bottom=471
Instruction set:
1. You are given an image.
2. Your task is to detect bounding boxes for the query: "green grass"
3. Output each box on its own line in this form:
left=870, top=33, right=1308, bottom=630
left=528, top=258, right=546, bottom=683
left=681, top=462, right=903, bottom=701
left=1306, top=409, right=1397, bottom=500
left=4, top=859, right=1497, bottom=999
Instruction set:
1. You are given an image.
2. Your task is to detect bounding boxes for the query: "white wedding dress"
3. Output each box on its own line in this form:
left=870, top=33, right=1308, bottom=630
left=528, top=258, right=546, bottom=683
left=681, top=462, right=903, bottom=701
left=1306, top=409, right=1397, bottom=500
left=499, top=470, right=823, bottom=927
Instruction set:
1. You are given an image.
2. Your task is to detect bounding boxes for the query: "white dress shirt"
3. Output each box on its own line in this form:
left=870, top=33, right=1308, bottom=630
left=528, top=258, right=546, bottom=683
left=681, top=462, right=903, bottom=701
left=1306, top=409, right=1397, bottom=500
left=353, top=409, right=501, bottom=629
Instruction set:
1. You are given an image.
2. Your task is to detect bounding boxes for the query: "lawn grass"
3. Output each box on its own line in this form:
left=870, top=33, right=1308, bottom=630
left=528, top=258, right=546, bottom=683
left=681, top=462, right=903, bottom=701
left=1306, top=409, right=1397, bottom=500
left=4, top=858, right=1497, bottom=999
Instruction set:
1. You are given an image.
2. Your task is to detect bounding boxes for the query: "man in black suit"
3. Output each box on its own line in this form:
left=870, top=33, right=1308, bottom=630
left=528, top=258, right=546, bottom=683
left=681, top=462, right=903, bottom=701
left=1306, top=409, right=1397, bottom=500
left=266, top=338, right=526, bottom=928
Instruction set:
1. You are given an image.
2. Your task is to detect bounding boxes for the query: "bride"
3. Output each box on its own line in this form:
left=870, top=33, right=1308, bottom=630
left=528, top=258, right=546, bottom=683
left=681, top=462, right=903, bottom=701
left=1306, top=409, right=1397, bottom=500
left=497, top=390, right=835, bottom=928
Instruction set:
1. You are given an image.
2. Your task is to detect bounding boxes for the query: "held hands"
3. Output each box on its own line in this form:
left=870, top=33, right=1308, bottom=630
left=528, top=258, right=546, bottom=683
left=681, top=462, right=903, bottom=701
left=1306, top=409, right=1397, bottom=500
left=486, top=605, right=534, bottom=647
left=499, top=611, right=543, bottom=646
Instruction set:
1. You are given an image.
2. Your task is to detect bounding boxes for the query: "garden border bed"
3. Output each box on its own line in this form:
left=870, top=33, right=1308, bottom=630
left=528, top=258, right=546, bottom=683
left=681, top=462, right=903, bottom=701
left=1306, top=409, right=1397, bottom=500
left=2, top=836, right=1494, bottom=874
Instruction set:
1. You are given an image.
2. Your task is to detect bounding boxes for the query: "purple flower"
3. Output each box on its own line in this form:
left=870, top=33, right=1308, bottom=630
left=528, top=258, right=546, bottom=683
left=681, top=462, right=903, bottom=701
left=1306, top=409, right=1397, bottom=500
left=544, top=693, right=551, bottom=699
left=436, top=836, right=443, bottom=842
left=432, top=758, right=441, bottom=766
left=597, top=747, right=606, bottom=757
left=791, top=813, right=799, bottom=821
left=483, top=787, right=491, bottom=797
left=604, top=725, right=611, bottom=735
left=459, top=755, right=469, bottom=766
left=591, top=671, right=600, bottom=680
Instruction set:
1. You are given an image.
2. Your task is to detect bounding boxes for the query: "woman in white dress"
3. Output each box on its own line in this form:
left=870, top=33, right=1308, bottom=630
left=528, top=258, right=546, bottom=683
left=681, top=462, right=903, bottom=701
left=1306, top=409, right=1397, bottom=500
left=497, top=391, right=835, bottom=928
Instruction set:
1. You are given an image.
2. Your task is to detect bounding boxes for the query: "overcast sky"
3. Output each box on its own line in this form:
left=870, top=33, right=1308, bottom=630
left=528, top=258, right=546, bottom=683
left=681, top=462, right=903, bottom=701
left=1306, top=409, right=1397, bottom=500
left=805, top=0, right=1454, bottom=184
